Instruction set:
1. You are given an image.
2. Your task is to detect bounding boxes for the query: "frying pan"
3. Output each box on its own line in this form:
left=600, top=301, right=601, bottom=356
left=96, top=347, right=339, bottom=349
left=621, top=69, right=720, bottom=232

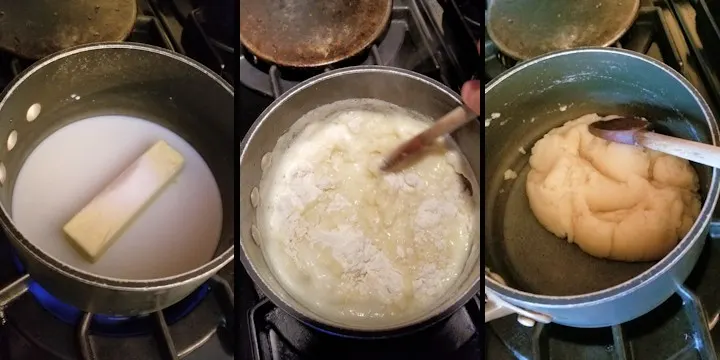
left=0, top=0, right=137, bottom=60
left=484, top=48, right=720, bottom=327
left=0, top=43, right=234, bottom=315
left=486, top=0, right=640, bottom=60
left=239, top=0, right=392, bottom=68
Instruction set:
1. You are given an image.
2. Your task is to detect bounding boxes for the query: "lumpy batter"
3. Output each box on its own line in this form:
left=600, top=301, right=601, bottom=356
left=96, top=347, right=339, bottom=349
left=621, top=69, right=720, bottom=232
left=526, top=114, right=701, bottom=262
left=256, top=99, right=477, bottom=327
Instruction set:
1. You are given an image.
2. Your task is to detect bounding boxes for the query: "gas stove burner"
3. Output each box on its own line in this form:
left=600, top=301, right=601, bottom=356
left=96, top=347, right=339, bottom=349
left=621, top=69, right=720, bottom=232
left=12, top=258, right=210, bottom=339
left=11, top=254, right=211, bottom=336
left=26, top=281, right=210, bottom=335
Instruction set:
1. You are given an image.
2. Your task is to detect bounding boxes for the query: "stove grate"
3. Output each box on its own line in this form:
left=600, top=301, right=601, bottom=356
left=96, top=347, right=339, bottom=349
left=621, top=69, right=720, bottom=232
left=249, top=296, right=482, bottom=360
left=521, top=284, right=715, bottom=360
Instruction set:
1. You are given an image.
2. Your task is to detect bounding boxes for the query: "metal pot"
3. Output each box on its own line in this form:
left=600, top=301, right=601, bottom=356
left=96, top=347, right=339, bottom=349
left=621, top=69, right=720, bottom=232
left=239, top=66, right=481, bottom=337
left=0, top=43, right=235, bottom=316
left=484, top=48, right=720, bottom=328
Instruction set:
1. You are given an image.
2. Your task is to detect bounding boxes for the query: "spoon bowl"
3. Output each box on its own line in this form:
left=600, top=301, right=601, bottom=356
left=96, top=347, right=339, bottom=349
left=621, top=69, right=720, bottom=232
left=589, top=116, right=720, bottom=169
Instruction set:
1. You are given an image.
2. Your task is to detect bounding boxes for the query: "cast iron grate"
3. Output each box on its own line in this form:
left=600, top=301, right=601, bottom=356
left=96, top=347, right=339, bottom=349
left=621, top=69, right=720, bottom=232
left=488, top=234, right=720, bottom=360
left=0, top=274, right=234, bottom=360
left=249, top=296, right=482, bottom=360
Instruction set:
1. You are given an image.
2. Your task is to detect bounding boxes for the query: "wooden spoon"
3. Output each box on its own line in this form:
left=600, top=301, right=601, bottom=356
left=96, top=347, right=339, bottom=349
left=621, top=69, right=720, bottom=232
left=380, top=105, right=478, bottom=171
left=588, top=117, right=720, bottom=168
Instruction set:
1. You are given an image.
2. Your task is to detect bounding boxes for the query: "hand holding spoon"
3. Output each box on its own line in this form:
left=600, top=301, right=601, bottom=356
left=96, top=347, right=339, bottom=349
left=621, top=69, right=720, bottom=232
left=588, top=117, right=720, bottom=168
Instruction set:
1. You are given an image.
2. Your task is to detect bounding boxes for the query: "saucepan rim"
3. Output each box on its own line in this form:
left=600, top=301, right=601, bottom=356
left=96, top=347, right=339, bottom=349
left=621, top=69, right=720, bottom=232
left=239, top=65, right=481, bottom=335
left=0, top=42, right=235, bottom=292
left=484, top=47, right=720, bottom=306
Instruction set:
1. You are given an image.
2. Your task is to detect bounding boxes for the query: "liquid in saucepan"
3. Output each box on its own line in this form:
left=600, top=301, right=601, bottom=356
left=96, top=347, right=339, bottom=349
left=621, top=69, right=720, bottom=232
left=12, top=115, right=223, bottom=280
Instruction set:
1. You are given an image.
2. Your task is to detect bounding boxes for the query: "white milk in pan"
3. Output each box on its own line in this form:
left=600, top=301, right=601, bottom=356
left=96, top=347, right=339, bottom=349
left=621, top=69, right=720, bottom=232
left=11, top=115, right=223, bottom=280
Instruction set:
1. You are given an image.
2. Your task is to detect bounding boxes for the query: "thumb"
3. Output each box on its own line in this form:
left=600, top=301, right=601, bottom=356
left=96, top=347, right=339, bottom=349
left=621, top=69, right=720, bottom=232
left=461, top=80, right=480, bottom=114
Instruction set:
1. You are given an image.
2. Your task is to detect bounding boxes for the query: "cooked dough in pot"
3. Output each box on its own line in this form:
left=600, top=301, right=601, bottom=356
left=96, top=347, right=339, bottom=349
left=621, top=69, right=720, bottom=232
left=526, top=113, right=701, bottom=262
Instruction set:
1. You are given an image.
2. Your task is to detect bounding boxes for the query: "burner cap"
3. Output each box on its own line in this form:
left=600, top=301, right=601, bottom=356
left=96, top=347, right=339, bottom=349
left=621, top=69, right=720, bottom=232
left=487, top=0, right=640, bottom=60
left=240, top=0, right=391, bottom=68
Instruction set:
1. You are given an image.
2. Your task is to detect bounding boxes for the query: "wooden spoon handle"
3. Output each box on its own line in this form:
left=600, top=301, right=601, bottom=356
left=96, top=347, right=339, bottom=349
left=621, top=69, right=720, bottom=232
left=418, top=106, right=478, bottom=144
left=637, top=131, right=720, bottom=168
left=380, top=106, right=477, bottom=171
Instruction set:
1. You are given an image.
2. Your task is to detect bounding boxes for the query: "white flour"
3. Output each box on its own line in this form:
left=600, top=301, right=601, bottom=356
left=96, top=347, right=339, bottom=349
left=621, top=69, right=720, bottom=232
left=256, top=99, right=477, bottom=327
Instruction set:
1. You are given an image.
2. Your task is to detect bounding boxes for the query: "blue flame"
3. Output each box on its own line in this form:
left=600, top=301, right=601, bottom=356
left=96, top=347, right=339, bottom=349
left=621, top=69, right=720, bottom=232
left=12, top=254, right=209, bottom=336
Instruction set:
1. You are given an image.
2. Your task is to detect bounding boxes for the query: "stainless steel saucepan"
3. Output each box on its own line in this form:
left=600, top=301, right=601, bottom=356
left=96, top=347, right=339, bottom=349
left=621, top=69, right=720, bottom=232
left=0, top=43, right=235, bottom=316
left=239, top=66, right=481, bottom=337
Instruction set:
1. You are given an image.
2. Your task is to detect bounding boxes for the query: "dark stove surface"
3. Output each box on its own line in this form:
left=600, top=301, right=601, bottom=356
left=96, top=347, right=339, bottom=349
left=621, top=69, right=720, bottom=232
left=249, top=297, right=481, bottom=360
left=0, top=1, right=235, bottom=359
left=485, top=0, right=720, bottom=358
left=238, top=1, right=480, bottom=359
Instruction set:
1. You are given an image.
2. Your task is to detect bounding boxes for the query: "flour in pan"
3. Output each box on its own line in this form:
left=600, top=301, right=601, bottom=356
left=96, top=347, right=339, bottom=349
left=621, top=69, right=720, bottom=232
left=256, top=99, right=477, bottom=327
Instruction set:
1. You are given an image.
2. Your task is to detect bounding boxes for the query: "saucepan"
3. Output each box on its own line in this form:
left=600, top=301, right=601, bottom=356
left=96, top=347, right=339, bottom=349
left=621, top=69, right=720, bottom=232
left=484, top=47, right=720, bottom=328
left=239, top=66, right=481, bottom=337
left=0, top=43, right=234, bottom=315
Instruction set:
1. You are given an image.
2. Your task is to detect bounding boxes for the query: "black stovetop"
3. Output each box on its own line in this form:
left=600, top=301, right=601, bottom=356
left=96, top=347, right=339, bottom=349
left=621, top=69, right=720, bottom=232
left=0, top=1, right=235, bottom=359
left=238, top=1, right=481, bottom=360
left=485, top=0, right=720, bottom=359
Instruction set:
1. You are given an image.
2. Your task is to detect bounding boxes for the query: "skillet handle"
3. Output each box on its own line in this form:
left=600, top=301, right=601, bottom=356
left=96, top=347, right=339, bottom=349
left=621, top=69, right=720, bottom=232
left=485, top=288, right=553, bottom=325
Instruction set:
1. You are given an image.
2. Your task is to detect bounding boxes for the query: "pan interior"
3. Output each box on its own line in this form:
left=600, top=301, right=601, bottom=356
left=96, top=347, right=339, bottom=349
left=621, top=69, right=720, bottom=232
left=485, top=51, right=715, bottom=297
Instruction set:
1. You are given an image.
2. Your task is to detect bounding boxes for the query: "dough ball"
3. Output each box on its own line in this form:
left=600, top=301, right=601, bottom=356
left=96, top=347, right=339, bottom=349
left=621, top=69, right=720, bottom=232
left=526, top=113, right=702, bottom=262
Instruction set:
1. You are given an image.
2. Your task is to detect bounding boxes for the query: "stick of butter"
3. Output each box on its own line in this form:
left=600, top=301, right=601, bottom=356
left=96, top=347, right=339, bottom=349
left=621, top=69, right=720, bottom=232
left=63, top=140, right=185, bottom=263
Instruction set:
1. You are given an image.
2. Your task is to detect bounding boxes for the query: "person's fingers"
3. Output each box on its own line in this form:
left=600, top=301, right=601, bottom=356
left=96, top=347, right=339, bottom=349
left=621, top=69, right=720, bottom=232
left=461, top=80, right=480, bottom=114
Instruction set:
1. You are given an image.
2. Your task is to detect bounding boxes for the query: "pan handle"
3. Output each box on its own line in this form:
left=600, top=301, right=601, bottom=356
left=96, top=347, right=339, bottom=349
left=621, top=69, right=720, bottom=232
left=485, top=288, right=553, bottom=325
left=0, top=274, right=30, bottom=355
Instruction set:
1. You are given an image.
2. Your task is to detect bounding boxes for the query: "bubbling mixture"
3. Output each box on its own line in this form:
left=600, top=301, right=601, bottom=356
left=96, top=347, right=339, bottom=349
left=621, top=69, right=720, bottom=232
left=255, top=99, right=477, bottom=327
